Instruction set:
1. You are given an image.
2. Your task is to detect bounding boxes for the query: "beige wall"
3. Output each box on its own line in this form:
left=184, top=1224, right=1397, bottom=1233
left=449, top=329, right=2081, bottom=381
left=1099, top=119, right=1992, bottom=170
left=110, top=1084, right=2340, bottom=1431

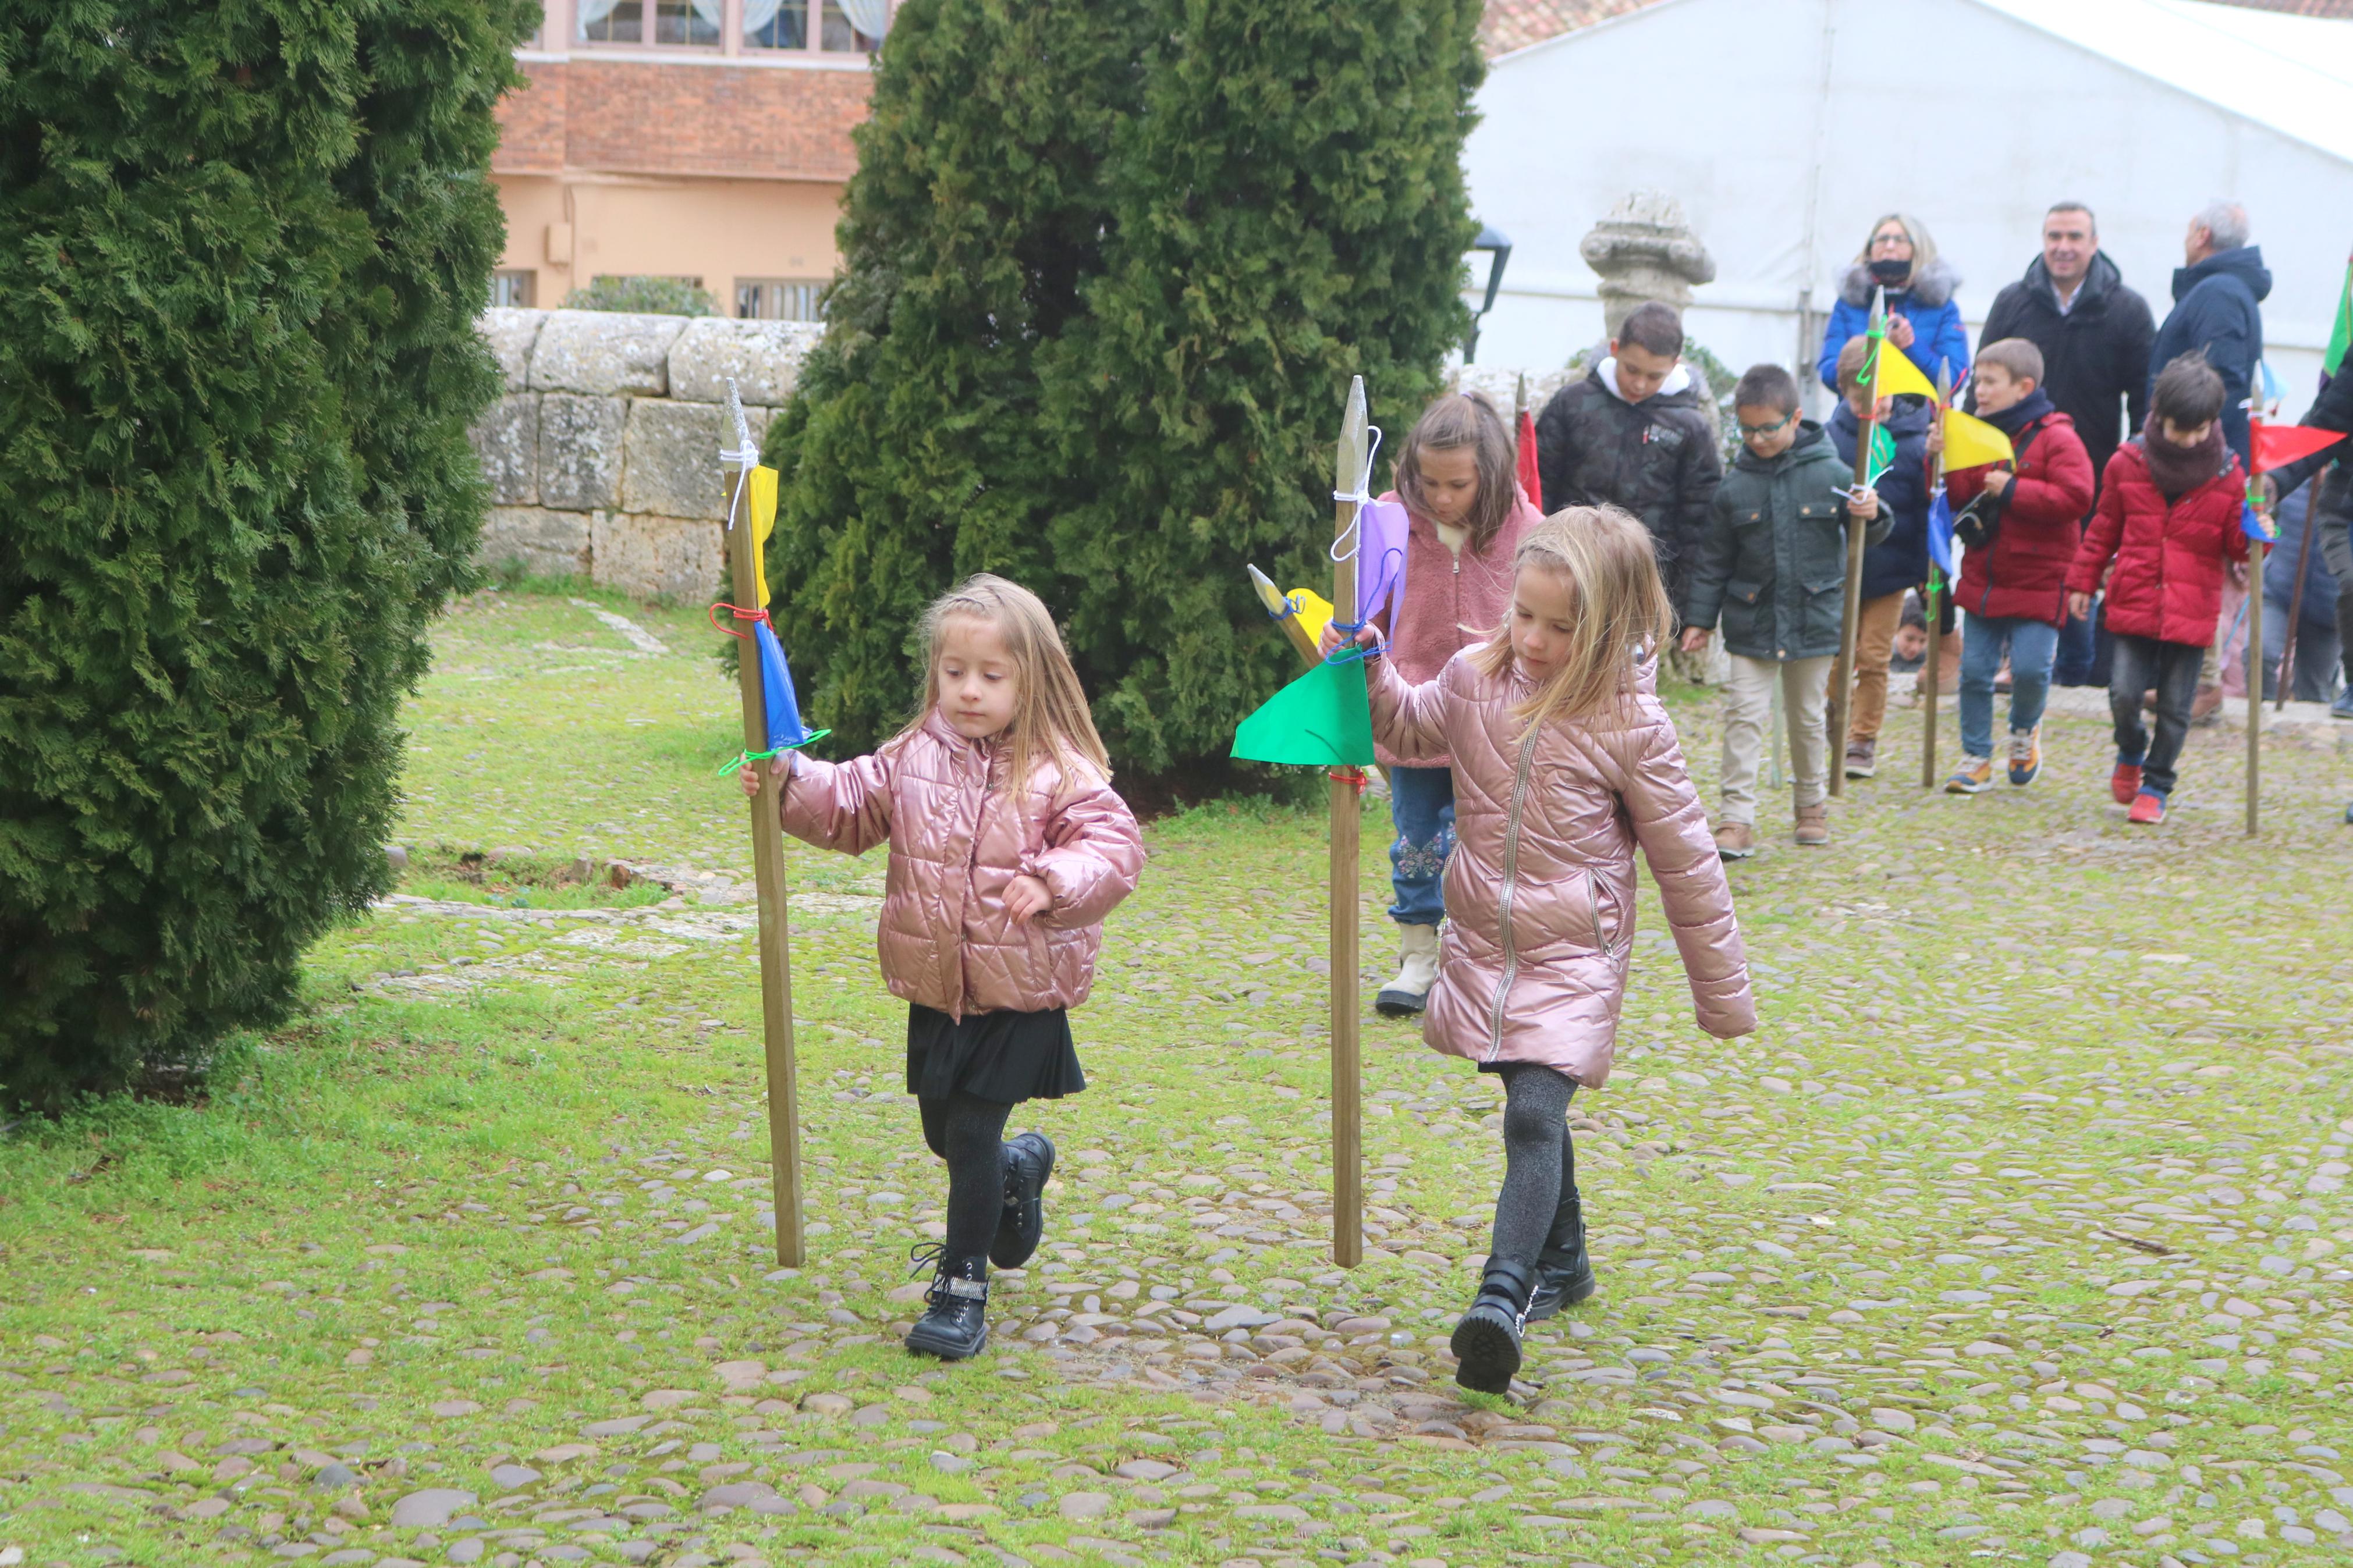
left=494, top=173, right=844, bottom=311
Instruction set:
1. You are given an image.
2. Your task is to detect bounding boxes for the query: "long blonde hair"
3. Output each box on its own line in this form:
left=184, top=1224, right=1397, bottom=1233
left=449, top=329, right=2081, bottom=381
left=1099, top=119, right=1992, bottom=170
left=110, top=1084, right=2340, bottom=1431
left=903, top=573, right=1110, bottom=791
left=1467, top=506, right=1673, bottom=733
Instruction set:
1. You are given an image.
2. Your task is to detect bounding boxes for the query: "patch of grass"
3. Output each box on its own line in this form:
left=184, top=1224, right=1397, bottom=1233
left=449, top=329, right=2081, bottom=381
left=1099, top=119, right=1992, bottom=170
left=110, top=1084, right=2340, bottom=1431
left=3, top=591, right=2349, bottom=1568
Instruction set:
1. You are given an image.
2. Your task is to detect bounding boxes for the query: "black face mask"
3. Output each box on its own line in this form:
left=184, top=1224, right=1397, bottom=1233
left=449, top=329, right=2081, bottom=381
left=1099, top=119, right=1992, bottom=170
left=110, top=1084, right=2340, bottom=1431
left=1868, top=257, right=1914, bottom=287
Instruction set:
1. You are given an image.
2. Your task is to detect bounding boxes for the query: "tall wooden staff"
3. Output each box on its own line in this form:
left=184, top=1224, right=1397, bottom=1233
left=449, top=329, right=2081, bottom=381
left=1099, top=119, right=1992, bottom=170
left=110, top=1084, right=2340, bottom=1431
left=2246, top=536, right=2266, bottom=837
left=1921, top=361, right=1951, bottom=788
left=2274, top=469, right=2329, bottom=710
left=1826, top=290, right=1886, bottom=799
left=1328, top=376, right=1368, bottom=1268
left=720, top=383, right=806, bottom=1266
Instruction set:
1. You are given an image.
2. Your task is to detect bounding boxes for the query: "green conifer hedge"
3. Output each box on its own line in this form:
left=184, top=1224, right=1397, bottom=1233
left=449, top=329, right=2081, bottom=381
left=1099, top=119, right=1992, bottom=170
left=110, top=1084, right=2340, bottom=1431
left=0, top=2, right=530, bottom=1109
left=764, top=0, right=1481, bottom=776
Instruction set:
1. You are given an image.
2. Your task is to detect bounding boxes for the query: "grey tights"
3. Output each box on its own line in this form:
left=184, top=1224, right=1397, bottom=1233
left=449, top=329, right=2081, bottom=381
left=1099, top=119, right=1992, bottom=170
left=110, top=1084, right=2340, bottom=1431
left=1488, top=1062, right=1580, bottom=1267
left=918, top=1092, right=1013, bottom=1263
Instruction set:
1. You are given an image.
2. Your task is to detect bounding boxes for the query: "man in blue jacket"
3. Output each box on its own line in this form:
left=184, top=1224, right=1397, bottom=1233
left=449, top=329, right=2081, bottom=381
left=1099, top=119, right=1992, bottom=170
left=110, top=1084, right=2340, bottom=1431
left=2148, top=202, right=2269, bottom=468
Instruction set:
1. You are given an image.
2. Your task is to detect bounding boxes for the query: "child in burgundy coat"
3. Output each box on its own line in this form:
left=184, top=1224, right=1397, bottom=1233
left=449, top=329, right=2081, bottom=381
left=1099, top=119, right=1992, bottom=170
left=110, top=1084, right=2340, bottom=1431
left=2067, top=354, right=2249, bottom=824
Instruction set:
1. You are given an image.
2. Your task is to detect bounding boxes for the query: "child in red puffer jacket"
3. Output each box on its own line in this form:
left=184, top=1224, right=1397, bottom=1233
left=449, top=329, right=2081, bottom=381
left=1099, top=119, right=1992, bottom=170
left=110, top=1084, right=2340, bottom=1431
left=2067, top=353, right=2249, bottom=825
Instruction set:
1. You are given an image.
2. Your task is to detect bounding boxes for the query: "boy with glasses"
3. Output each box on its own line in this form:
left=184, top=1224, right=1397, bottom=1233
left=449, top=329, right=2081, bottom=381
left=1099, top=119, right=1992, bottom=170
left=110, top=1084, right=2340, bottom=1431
left=1682, top=364, right=1889, bottom=856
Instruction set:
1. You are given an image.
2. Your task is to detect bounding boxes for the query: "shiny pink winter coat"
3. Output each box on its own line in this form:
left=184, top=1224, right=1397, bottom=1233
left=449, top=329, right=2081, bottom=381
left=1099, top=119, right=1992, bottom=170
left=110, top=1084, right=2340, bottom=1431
left=1366, top=650, right=1755, bottom=1084
left=778, top=712, right=1144, bottom=1018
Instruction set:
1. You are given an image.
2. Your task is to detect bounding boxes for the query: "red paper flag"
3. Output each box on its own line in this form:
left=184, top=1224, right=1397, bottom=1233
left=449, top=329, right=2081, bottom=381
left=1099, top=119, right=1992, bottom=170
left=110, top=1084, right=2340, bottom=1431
left=1516, top=407, right=1542, bottom=508
left=2251, top=421, right=2345, bottom=474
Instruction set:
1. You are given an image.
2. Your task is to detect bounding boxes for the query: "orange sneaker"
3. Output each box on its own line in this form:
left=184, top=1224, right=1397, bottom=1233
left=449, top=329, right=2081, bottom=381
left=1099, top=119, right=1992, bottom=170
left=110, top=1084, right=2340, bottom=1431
left=2110, top=760, right=2143, bottom=804
left=2127, top=790, right=2167, bottom=824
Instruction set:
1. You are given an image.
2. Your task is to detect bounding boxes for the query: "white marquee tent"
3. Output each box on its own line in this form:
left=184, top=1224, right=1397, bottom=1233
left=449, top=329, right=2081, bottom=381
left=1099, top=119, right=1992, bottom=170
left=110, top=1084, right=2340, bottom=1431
left=1463, top=0, right=2353, bottom=409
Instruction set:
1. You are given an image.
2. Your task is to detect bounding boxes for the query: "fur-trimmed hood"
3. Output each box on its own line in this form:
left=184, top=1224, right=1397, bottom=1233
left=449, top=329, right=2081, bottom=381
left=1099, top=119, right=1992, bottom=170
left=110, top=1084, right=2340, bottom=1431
left=1839, top=255, right=1960, bottom=310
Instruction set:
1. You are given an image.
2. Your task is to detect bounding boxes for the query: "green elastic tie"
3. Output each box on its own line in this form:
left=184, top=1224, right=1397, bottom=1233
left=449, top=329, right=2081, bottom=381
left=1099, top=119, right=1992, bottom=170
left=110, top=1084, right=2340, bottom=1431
left=715, top=730, right=832, bottom=777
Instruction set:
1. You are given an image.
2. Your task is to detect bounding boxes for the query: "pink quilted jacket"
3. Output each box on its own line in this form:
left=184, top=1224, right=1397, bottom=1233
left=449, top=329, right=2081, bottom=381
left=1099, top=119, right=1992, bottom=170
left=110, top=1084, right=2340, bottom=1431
left=1366, top=649, right=1755, bottom=1083
left=778, top=712, right=1145, bottom=1019
left=1369, top=489, right=1543, bottom=770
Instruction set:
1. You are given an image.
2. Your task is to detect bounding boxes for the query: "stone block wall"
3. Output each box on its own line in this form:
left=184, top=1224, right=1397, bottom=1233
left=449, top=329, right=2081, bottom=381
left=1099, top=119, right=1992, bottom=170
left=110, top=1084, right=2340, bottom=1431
left=469, top=309, right=824, bottom=600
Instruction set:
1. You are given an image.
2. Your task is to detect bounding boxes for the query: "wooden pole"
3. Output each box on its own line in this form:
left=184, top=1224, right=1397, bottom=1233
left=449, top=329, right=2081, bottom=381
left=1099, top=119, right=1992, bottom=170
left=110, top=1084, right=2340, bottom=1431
left=1827, top=289, right=1886, bottom=800
left=1922, top=361, right=1952, bottom=788
left=2246, top=539, right=2265, bottom=836
left=721, top=394, right=805, bottom=1268
left=1329, top=376, right=1368, bottom=1270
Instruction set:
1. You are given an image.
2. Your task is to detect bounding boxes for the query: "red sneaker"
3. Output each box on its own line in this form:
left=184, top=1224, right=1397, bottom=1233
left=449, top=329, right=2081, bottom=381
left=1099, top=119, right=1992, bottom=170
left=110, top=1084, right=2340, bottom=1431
left=2127, top=790, right=2166, bottom=824
left=2110, top=761, right=2143, bottom=805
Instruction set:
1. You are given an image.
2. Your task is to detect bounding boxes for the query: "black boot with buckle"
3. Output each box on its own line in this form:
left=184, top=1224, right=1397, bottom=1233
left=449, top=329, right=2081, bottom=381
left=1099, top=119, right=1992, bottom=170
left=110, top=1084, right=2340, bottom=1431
left=903, top=1246, right=990, bottom=1360
left=1450, top=1254, right=1535, bottom=1395
left=991, top=1131, right=1055, bottom=1270
left=1525, top=1186, right=1596, bottom=1322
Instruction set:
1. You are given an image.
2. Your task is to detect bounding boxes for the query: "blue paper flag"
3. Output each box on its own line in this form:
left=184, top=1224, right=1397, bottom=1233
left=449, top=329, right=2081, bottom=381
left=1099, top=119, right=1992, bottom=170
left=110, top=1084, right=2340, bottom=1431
left=755, top=620, right=820, bottom=752
left=1926, top=490, right=1957, bottom=580
left=2241, top=502, right=2277, bottom=545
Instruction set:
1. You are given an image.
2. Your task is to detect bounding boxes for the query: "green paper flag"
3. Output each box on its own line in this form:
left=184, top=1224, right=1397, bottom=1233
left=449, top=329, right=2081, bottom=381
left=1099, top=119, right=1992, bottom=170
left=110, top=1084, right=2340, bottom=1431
left=1231, top=656, right=1376, bottom=767
left=1866, top=424, right=1896, bottom=488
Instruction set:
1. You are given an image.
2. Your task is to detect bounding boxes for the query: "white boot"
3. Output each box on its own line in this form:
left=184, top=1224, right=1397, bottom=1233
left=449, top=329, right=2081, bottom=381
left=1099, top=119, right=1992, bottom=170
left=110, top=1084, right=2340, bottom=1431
left=1376, top=924, right=1441, bottom=1017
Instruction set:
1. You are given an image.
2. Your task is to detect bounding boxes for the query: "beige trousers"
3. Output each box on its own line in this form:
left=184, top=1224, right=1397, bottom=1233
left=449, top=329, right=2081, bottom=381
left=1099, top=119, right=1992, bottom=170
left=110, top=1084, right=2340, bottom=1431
left=1846, top=591, right=1907, bottom=742
left=1722, top=653, right=1833, bottom=823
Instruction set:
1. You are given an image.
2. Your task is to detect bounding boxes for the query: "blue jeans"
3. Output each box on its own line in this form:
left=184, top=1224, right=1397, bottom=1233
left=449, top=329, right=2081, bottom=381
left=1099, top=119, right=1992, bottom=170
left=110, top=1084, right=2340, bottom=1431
left=1960, top=611, right=2060, bottom=760
left=2052, top=598, right=2099, bottom=686
left=1386, top=765, right=1454, bottom=927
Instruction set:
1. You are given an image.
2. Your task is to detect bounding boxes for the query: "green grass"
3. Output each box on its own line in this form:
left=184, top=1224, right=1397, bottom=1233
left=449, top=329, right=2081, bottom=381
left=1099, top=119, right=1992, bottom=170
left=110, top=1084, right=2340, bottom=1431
left=3, top=588, right=2351, bottom=1568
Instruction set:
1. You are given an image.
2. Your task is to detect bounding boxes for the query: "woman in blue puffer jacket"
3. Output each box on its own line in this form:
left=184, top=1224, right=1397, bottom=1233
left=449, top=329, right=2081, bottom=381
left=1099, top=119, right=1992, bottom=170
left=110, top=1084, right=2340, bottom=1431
left=1816, top=213, right=1971, bottom=395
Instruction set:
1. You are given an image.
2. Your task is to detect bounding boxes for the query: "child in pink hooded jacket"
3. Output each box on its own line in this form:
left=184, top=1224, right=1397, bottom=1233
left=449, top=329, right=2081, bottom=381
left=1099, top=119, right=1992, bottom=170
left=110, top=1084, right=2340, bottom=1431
left=741, top=574, right=1142, bottom=1363
left=1333, top=506, right=1755, bottom=1395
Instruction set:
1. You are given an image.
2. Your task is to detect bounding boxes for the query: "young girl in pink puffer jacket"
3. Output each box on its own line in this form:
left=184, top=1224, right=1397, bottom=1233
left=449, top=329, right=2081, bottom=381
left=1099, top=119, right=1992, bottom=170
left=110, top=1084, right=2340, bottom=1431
left=740, top=574, right=1143, bottom=1363
left=1336, top=506, right=1755, bottom=1395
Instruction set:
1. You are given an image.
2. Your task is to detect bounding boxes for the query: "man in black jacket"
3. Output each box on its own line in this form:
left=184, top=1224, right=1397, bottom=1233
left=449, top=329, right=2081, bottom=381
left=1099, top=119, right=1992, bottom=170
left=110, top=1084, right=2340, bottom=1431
left=1978, top=202, right=2155, bottom=686
left=1535, top=301, right=1724, bottom=616
left=2264, top=362, right=2353, bottom=719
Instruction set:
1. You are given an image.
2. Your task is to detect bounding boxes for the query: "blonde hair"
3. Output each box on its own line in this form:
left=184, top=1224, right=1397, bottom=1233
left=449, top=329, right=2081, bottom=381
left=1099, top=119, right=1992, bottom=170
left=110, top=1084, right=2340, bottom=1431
left=903, top=574, right=1110, bottom=791
left=1855, top=212, right=1941, bottom=275
left=1467, top=506, right=1673, bottom=732
left=1394, top=391, right=1518, bottom=554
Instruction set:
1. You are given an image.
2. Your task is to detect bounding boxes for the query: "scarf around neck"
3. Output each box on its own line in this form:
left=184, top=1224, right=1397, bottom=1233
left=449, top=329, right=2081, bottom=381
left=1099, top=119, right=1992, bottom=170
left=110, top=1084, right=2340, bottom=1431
left=1982, top=389, right=2054, bottom=438
left=2140, top=410, right=2228, bottom=502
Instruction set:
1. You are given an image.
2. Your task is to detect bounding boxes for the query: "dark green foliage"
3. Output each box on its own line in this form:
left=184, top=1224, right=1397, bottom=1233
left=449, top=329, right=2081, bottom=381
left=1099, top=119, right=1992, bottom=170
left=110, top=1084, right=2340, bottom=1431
left=563, top=275, right=719, bottom=317
left=0, top=1, right=531, bottom=1110
left=762, top=0, right=1480, bottom=774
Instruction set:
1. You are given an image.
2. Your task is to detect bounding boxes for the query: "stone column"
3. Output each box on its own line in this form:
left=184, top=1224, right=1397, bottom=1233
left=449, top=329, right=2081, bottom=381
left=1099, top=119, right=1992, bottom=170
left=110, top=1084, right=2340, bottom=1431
left=1578, top=191, right=1716, bottom=342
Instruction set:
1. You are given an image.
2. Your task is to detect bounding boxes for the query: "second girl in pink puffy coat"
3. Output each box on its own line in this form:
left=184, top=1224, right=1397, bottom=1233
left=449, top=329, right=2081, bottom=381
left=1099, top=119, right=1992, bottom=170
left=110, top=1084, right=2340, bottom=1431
left=1336, top=506, right=1755, bottom=1396
left=741, top=574, right=1143, bottom=1363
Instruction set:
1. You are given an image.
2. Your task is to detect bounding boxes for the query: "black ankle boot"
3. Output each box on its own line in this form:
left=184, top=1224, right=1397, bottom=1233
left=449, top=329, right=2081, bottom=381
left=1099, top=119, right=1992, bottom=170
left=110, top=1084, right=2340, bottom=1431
left=903, top=1247, right=989, bottom=1360
left=1525, top=1189, right=1595, bottom=1322
left=1450, top=1254, right=1535, bottom=1395
left=991, top=1131, right=1054, bottom=1270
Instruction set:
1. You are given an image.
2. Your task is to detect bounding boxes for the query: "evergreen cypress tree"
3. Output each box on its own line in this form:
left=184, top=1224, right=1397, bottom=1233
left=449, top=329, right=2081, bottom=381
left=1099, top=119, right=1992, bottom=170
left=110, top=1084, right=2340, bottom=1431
left=1041, top=0, right=1483, bottom=770
left=762, top=0, right=1481, bottom=775
left=761, top=0, right=1152, bottom=746
left=0, top=2, right=527, bottom=1108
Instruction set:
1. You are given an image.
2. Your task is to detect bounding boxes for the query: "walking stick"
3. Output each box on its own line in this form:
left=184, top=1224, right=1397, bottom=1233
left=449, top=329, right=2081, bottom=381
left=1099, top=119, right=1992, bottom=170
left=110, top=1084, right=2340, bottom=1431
left=1328, top=377, right=1369, bottom=1268
left=1922, top=362, right=1951, bottom=788
left=2275, top=470, right=2327, bottom=708
left=1827, top=289, right=1886, bottom=799
left=2247, top=539, right=2265, bottom=836
left=719, top=385, right=805, bottom=1267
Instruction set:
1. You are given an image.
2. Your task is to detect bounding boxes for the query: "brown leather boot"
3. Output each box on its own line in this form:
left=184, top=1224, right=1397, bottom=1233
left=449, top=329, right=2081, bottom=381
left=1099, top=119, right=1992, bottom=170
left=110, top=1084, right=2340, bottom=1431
left=1794, top=802, right=1830, bottom=847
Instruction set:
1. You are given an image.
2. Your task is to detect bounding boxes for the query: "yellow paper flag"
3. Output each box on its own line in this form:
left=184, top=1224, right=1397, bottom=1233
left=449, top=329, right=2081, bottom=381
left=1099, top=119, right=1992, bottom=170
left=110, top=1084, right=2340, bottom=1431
left=1287, top=588, right=1336, bottom=650
left=1862, top=337, right=1938, bottom=403
left=1942, top=409, right=2014, bottom=471
left=748, top=465, right=779, bottom=607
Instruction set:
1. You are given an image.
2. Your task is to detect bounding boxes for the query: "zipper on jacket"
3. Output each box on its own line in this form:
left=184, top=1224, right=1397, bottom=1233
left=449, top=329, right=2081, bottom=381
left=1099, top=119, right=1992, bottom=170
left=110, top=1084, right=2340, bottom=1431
left=1483, top=721, right=1545, bottom=1062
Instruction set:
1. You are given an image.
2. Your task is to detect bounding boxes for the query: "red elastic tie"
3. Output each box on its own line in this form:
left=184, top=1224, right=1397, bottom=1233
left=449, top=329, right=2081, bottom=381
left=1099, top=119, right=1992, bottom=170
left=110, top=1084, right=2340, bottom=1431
left=708, top=602, right=771, bottom=640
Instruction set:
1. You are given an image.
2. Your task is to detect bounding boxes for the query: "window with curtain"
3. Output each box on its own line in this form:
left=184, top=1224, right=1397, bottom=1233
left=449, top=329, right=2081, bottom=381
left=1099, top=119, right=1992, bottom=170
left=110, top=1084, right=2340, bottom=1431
left=737, top=279, right=827, bottom=322
left=579, top=0, right=722, bottom=46
left=743, top=0, right=806, bottom=49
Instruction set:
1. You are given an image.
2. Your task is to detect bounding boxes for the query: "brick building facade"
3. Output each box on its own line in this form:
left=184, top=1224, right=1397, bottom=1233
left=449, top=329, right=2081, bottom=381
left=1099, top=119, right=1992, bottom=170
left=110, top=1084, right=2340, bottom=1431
left=490, top=0, right=887, bottom=319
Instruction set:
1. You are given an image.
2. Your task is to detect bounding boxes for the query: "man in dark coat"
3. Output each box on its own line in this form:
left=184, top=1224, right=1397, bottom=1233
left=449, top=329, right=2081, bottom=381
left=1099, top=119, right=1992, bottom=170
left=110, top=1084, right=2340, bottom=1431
left=1535, top=301, right=1724, bottom=614
left=2263, top=357, right=2353, bottom=716
left=2148, top=201, right=2269, bottom=467
left=1978, top=203, right=2156, bottom=688
left=1979, top=204, right=2155, bottom=490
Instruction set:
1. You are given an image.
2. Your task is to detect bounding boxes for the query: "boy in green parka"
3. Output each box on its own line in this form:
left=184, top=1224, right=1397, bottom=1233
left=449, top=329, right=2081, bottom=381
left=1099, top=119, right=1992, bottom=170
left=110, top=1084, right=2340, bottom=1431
left=1681, top=364, right=1890, bottom=858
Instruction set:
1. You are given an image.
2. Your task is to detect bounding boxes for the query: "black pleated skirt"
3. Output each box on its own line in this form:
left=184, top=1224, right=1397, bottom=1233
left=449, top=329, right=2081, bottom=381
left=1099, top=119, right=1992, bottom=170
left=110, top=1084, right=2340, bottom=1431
left=905, top=1003, right=1085, bottom=1104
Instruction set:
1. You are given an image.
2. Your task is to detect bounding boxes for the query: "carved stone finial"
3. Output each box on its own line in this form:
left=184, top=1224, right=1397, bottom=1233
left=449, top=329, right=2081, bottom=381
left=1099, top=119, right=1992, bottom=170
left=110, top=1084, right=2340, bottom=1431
left=1578, top=191, right=1717, bottom=342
